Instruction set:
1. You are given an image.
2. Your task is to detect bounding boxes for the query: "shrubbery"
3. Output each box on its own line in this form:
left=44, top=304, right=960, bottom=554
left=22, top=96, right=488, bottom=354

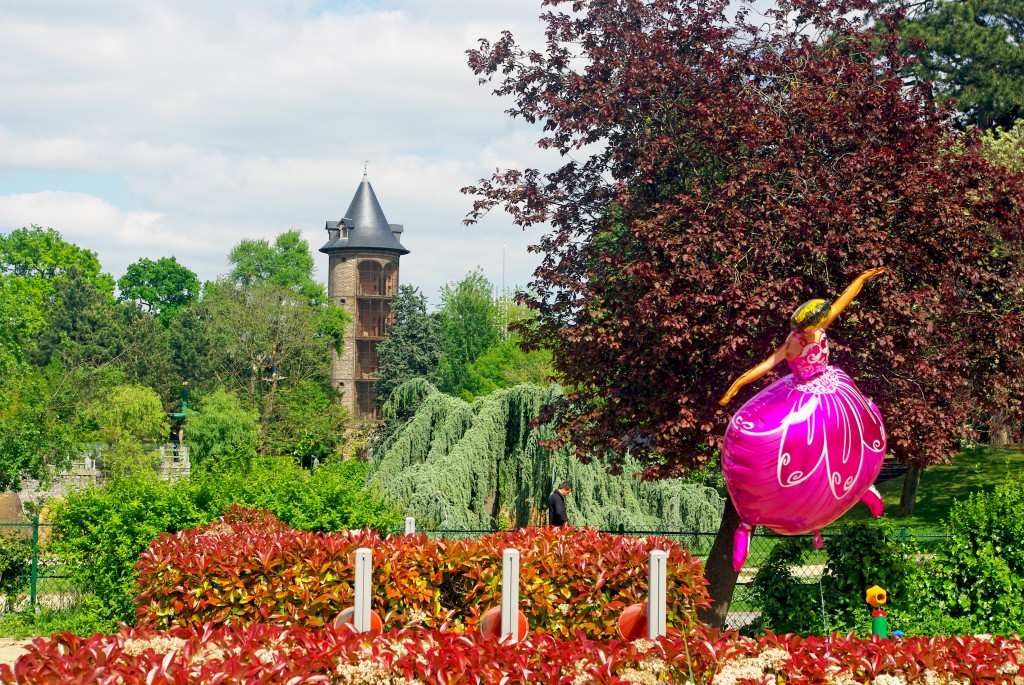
left=4, top=621, right=1020, bottom=685
left=752, top=480, right=1024, bottom=637
left=915, top=477, right=1024, bottom=636
left=136, top=507, right=709, bottom=637
left=48, top=460, right=397, bottom=628
left=751, top=520, right=921, bottom=636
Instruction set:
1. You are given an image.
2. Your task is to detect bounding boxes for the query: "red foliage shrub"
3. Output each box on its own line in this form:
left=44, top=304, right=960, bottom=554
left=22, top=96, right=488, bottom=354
left=135, top=506, right=709, bottom=637
left=3, top=623, right=1020, bottom=685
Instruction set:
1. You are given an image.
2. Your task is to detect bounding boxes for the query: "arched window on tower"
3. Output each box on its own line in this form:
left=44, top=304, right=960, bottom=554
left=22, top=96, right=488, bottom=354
left=358, top=261, right=386, bottom=296
left=383, top=263, right=398, bottom=296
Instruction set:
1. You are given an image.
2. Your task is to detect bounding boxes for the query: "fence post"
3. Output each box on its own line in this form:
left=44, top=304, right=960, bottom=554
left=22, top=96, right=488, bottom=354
left=354, top=548, right=372, bottom=632
left=405, top=517, right=416, bottom=535
left=29, top=514, right=39, bottom=611
left=648, top=550, right=668, bottom=639
left=501, top=548, right=520, bottom=641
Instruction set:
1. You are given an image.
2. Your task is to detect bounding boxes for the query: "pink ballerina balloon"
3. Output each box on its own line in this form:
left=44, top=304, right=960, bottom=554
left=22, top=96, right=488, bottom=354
left=718, top=268, right=888, bottom=571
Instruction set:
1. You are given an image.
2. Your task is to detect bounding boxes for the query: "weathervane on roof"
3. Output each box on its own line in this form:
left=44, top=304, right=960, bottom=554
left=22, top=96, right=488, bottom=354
left=363, top=160, right=369, bottom=178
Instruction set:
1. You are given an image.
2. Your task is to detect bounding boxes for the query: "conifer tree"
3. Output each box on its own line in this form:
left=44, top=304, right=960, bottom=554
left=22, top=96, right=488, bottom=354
left=374, top=285, right=444, bottom=404
left=890, top=0, right=1024, bottom=130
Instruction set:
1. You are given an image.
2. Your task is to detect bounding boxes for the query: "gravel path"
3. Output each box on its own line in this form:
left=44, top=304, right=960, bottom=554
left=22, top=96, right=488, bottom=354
left=0, top=638, right=33, bottom=667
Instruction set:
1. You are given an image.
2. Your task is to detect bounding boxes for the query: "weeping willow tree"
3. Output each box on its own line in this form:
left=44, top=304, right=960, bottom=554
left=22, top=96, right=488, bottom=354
left=369, top=379, right=724, bottom=533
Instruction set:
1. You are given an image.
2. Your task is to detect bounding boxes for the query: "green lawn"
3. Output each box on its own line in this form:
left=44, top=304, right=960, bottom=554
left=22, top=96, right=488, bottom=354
left=835, top=445, right=1024, bottom=534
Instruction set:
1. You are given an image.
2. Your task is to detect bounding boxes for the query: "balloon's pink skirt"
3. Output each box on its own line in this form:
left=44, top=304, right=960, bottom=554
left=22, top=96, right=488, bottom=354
left=722, top=366, right=886, bottom=569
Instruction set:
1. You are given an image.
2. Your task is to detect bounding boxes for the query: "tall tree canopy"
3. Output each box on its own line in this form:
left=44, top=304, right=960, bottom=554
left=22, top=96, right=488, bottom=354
left=466, top=0, right=1024, bottom=623
left=0, top=225, right=114, bottom=342
left=891, top=0, right=1024, bottom=130
left=228, top=229, right=326, bottom=305
left=436, top=270, right=501, bottom=395
left=117, top=256, right=200, bottom=324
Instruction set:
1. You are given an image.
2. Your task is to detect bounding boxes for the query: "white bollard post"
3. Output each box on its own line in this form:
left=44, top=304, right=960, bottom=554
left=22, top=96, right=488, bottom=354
left=501, top=548, right=520, bottom=641
left=354, top=548, right=373, bottom=632
left=405, top=516, right=416, bottom=535
left=648, top=550, right=668, bottom=639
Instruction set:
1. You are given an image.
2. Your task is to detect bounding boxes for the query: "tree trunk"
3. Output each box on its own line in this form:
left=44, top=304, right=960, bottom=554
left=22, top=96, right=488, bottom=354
left=897, top=465, right=922, bottom=517
left=697, top=496, right=742, bottom=629
left=990, top=412, right=1011, bottom=447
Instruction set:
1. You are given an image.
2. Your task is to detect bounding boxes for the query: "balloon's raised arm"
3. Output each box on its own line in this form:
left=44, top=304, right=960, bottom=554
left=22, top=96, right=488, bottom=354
left=820, top=267, right=886, bottom=330
left=719, top=344, right=790, bottom=406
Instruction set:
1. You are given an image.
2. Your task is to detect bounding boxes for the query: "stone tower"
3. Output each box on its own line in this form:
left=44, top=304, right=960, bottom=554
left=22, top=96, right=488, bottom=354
left=320, top=176, right=409, bottom=420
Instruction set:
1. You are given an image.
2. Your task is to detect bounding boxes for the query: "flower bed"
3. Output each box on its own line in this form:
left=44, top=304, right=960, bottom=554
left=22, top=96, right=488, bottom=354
left=3, top=623, right=1020, bottom=684
left=135, top=506, right=708, bottom=637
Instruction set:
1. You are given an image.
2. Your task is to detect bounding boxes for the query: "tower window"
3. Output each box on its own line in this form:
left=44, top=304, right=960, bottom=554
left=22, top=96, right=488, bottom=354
left=358, top=262, right=387, bottom=296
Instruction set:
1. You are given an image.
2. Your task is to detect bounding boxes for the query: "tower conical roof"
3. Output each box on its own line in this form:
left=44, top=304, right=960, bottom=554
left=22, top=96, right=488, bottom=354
left=320, top=177, right=410, bottom=255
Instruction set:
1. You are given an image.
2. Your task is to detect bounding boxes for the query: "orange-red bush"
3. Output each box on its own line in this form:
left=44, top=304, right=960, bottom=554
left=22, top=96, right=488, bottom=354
left=135, top=506, right=709, bottom=637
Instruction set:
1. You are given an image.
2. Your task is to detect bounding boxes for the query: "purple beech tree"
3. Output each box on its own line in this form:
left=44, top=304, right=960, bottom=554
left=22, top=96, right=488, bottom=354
left=464, top=0, right=1024, bottom=626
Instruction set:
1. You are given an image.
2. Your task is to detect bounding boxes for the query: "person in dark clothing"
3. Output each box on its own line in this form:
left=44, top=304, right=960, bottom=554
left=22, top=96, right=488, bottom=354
left=548, top=481, right=572, bottom=527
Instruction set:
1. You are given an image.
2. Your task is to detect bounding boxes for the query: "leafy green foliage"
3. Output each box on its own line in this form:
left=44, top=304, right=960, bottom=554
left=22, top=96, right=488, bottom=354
left=185, top=388, right=258, bottom=472
left=186, top=459, right=397, bottom=533
left=821, top=520, right=921, bottom=630
left=49, top=473, right=209, bottom=626
left=436, top=271, right=500, bottom=396
left=751, top=521, right=921, bottom=636
left=370, top=380, right=723, bottom=532
left=0, top=604, right=113, bottom=638
left=117, top=256, right=200, bottom=324
left=750, top=538, right=822, bottom=636
left=49, top=460, right=396, bottom=627
left=263, top=380, right=348, bottom=461
left=981, top=117, right=1024, bottom=171
left=85, top=384, right=169, bottom=447
left=917, top=476, right=1024, bottom=634
left=374, top=285, right=443, bottom=403
left=228, top=229, right=326, bottom=305
left=0, top=225, right=114, bottom=343
left=0, top=348, right=79, bottom=491
left=83, top=384, right=170, bottom=476
left=460, top=333, right=553, bottom=400
left=0, top=532, right=30, bottom=611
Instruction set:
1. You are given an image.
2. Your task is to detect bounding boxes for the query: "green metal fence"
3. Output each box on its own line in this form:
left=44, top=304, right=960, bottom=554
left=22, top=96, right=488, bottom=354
left=0, top=517, right=83, bottom=614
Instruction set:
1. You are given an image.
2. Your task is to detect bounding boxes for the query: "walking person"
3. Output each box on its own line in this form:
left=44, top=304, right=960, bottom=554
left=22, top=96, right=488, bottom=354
left=548, top=481, right=571, bottom=528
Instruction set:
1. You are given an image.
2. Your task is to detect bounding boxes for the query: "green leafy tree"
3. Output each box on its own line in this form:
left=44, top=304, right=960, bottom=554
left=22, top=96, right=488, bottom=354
left=167, top=303, right=216, bottom=391
left=84, top=384, right=169, bottom=476
left=436, top=270, right=500, bottom=396
left=374, top=285, right=444, bottom=404
left=981, top=117, right=1024, bottom=171
left=117, top=256, right=200, bottom=324
left=185, top=388, right=259, bottom=471
left=460, top=334, right=554, bottom=400
left=0, top=225, right=114, bottom=342
left=48, top=473, right=207, bottom=627
left=264, top=380, right=349, bottom=462
left=228, top=229, right=326, bottom=304
left=204, top=280, right=344, bottom=444
left=889, top=0, right=1024, bottom=130
left=0, top=348, right=79, bottom=491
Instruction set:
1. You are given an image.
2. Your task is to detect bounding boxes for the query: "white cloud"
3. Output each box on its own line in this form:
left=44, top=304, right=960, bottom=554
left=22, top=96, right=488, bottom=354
left=0, top=0, right=553, bottom=300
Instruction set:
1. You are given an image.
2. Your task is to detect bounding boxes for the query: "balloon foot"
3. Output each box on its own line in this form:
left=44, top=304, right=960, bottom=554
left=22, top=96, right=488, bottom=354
left=860, top=485, right=885, bottom=517
left=732, top=522, right=754, bottom=571
left=812, top=529, right=823, bottom=549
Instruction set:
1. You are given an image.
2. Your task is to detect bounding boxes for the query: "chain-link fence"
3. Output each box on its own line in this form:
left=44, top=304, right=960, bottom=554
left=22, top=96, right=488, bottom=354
left=0, top=518, right=84, bottom=615
left=393, top=525, right=947, bottom=629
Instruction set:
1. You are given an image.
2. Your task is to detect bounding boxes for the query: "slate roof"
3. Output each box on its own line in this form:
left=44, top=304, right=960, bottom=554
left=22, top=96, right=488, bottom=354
left=320, top=177, right=410, bottom=255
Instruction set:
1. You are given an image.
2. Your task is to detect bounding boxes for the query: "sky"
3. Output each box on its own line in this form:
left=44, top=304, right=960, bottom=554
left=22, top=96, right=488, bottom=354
left=0, top=0, right=564, bottom=303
